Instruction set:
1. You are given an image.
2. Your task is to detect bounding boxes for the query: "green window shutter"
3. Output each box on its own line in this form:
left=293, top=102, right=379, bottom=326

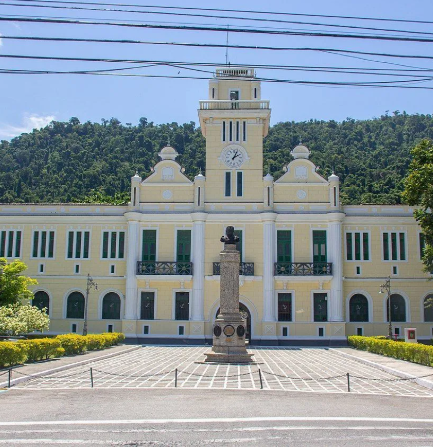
left=177, top=230, right=191, bottom=262
left=67, top=232, right=74, bottom=258
left=277, top=231, right=292, bottom=262
left=32, top=231, right=39, bottom=257
left=48, top=231, right=55, bottom=258
left=7, top=231, right=14, bottom=258
left=391, top=232, right=398, bottom=260
left=40, top=231, right=47, bottom=258
left=313, top=230, right=327, bottom=263
left=75, top=232, right=82, bottom=259
left=277, top=293, right=292, bottom=321
left=225, top=172, right=231, bottom=197
left=142, top=230, right=156, bottom=261
left=175, top=291, right=189, bottom=320
left=236, top=171, right=243, bottom=197
left=346, top=233, right=352, bottom=261
left=354, top=233, right=361, bottom=261
left=118, top=232, right=125, bottom=259
left=140, top=292, right=155, bottom=320
left=314, top=293, right=328, bottom=322
left=110, top=232, right=117, bottom=259
left=399, top=233, right=406, bottom=260
left=15, top=231, right=21, bottom=257
left=363, top=233, right=369, bottom=261
left=0, top=231, right=6, bottom=257
left=383, top=233, right=389, bottom=260
left=83, top=231, right=90, bottom=258
left=102, top=232, right=109, bottom=259
left=234, top=230, right=243, bottom=262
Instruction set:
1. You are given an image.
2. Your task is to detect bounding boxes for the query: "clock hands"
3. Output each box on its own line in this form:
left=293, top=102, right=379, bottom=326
left=231, top=150, right=240, bottom=160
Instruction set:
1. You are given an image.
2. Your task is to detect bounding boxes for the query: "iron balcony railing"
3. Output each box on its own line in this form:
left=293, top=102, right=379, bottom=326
left=199, top=100, right=270, bottom=110
left=137, top=261, right=193, bottom=276
left=274, top=262, right=333, bottom=276
left=213, top=262, right=255, bottom=276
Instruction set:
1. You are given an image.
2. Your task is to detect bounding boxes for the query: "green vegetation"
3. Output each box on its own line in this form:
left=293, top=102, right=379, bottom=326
left=348, top=336, right=433, bottom=367
left=1, top=113, right=433, bottom=205
left=403, top=139, right=433, bottom=273
left=0, top=258, right=38, bottom=306
left=0, top=332, right=125, bottom=368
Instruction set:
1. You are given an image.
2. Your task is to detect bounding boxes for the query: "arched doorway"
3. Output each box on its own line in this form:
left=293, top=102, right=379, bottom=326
left=215, top=303, right=252, bottom=341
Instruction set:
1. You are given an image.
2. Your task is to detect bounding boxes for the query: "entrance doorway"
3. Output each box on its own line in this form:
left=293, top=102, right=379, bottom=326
left=215, top=303, right=251, bottom=341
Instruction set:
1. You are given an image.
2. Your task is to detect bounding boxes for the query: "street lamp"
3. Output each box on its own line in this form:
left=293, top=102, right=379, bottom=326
left=83, top=274, right=98, bottom=336
left=379, top=276, right=392, bottom=339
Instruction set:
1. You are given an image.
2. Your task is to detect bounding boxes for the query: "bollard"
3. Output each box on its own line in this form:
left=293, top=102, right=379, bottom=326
left=346, top=372, right=350, bottom=392
left=8, top=369, right=12, bottom=389
left=258, top=369, right=263, bottom=390
left=175, top=368, right=178, bottom=388
left=90, top=367, right=94, bottom=388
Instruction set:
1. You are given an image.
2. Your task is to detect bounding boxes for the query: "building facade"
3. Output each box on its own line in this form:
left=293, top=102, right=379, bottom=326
left=1, top=67, right=432, bottom=344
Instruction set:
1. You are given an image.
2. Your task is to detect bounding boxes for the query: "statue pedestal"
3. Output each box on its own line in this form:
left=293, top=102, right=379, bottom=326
left=205, top=240, right=254, bottom=363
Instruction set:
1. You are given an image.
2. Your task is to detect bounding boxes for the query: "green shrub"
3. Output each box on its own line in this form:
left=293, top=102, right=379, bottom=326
left=0, top=341, right=27, bottom=368
left=57, top=334, right=87, bottom=355
left=17, top=339, right=64, bottom=362
left=348, top=336, right=433, bottom=367
left=84, top=334, right=106, bottom=351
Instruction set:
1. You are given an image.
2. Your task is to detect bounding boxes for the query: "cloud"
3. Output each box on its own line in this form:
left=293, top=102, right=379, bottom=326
left=0, top=113, right=56, bottom=140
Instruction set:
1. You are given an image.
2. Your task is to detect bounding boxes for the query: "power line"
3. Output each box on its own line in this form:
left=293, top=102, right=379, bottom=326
left=2, top=1, right=432, bottom=37
left=2, top=15, right=433, bottom=43
left=8, top=0, right=433, bottom=26
left=2, top=35, right=433, bottom=61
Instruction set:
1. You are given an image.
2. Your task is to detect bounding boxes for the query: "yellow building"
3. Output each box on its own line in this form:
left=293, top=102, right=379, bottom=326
left=1, top=67, right=432, bottom=344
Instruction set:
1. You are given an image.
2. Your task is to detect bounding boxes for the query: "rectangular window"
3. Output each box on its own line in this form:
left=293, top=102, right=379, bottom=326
left=236, top=121, right=240, bottom=141
left=32, top=230, right=55, bottom=258
left=71, top=323, right=77, bottom=333
left=254, top=87, right=257, bottom=99
left=142, top=230, right=156, bottom=261
left=178, top=326, right=185, bottom=335
left=314, top=293, right=328, bottom=322
left=277, top=230, right=292, bottom=263
left=143, top=325, right=149, bottom=335
left=318, top=327, right=324, bottom=337
left=356, top=327, right=363, bottom=336
left=383, top=232, right=406, bottom=261
left=242, top=121, right=247, bottom=141
left=282, top=327, right=288, bottom=337
left=222, top=121, right=226, bottom=142
left=107, top=324, right=113, bottom=333
left=67, top=231, right=90, bottom=259
left=313, top=231, right=327, bottom=263
left=346, top=232, right=369, bottom=261
left=225, top=171, right=231, bottom=197
left=177, top=230, right=191, bottom=264
left=229, top=120, right=233, bottom=141
left=175, top=292, right=189, bottom=320
left=278, top=293, right=292, bottom=321
left=236, top=171, right=243, bottom=197
left=102, top=231, right=125, bottom=259
left=0, top=230, right=22, bottom=258
left=140, top=292, right=155, bottom=320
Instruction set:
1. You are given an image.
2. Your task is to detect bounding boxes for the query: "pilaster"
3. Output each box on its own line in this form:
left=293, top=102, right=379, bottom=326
left=191, top=212, right=207, bottom=321
left=262, top=212, right=277, bottom=322
left=125, top=220, right=139, bottom=320
left=328, top=214, right=345, bottom=322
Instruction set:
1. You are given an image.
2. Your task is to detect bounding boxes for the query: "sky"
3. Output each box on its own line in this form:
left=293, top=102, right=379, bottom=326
left=1, top=0, right=433, bottom=140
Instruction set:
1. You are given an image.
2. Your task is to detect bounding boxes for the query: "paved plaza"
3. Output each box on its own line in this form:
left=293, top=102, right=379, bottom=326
left=13, top=346, right=433, bottom=397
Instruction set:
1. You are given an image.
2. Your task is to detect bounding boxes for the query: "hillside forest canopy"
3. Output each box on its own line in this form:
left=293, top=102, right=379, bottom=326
left=1, top=112, right=433, bottom=205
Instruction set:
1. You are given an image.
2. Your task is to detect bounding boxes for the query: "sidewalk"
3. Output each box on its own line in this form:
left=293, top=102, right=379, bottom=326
left=0, top=344, right=141, bottom=388
left=332, top=347, right=433, bottom=390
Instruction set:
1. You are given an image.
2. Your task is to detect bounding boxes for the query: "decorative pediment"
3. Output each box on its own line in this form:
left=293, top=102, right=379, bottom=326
left=275, top=159, right=327, bottom=184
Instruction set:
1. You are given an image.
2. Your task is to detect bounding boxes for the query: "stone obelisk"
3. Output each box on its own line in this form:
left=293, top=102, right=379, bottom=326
left=205, top=226, right=254, bottom=363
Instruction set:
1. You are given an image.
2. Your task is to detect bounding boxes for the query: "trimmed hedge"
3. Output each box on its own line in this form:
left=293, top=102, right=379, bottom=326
left=348, top=336, right=433, bottom=367
left=0, top=332, right=125, bottom=369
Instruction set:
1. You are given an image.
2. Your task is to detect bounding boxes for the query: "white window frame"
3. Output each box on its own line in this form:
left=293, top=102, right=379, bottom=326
left=101, top=230, right=126, bottom=260
left=31, top=229, right=56, bottom=260
left=311, top=290, right=329, bottom=323
left=137, top=288, right=158, bottom=321
left=275, top=289, right=296, bottom=323
left=172, top=289, right=192, bottom=321
left=345, top=231, right=371, bottom=262
left=224, top=171, right=232, bottom=197
left=236, top=171, right=243, bottom=198
left=0, top=229, right=23, bottom=258
left=381, top=231, right=408, bottom=262
left=66, top=230, right=91, bottom=260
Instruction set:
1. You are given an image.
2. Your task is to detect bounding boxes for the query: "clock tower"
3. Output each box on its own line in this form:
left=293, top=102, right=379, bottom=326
left=198, top=67, right=271, bottom=203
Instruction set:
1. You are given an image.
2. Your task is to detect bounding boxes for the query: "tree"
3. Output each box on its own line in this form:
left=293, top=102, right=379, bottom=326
left=402, top=139, right=433, bottom=273
left=0, top=304, right=50, bottom=335
left=0, top=258, right=38, bottom=306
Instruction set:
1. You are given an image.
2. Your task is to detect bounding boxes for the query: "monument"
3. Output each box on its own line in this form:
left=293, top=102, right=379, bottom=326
left=205, top=226, right=254, bottom=363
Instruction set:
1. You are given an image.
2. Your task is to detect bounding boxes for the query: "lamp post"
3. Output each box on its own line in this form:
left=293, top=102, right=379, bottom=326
left=83, top=274, right=98, bottom=336
left=379, top=276, right=392, bottom=339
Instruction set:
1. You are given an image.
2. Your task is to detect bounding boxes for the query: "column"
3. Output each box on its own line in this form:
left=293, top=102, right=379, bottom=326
left=262, top=213, right=277, bottom=322
left=191, top=212, right=207, bottom=321
left=125, top=220, right=139, bottom=320
left=328, top=215, right=344, bottom=321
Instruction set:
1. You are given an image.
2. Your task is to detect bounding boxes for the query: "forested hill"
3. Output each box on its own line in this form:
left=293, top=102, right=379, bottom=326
left=1, top=113, right=432, bottom=205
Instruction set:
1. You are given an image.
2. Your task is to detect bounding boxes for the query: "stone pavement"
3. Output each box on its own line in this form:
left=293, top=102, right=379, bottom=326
left=5, top=345, right=433, bottom=397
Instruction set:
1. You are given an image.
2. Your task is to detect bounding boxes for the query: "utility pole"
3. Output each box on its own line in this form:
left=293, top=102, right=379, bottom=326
left=379, top=276, right=392, bottom=339
left=83, top=274, right=98, bottom=336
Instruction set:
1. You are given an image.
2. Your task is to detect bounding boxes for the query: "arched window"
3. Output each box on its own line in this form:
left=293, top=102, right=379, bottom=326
left=424, top=294, right=433, bottom=322
left=349, top=294, right=369, bottom=322
left=33, top=291, right=49, bottom=314
left=387, top=294, right=406, bottom=322
left=66, top=292, right=85, bottom=319
left=102, top=292, right=121, bottom=320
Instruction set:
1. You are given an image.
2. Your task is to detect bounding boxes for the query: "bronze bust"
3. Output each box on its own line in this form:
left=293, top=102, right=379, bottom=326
left=220, top=226, right=239, bottom=244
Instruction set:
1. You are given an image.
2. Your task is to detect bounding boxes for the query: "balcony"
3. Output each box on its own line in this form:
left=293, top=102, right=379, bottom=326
left=213, top=262, right=255, bottom=276
left=274, top=262, right=333, bottom=276
left=215, top=67, right=255, bottom=78
left=137, top=261, right=193, bottom=276
left=199, top=100, right=270, bottom=111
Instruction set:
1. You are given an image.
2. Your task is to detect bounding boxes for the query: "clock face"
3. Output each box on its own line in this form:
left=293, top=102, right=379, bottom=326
left=221, top=145, right=245, bottom=169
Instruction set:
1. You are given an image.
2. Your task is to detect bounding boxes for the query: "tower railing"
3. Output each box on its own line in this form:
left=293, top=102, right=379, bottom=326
left=199, top=100, right=270, bottom=110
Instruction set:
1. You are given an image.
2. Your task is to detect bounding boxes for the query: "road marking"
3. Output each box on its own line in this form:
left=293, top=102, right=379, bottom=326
left=1, top=416, right=433, bottom=427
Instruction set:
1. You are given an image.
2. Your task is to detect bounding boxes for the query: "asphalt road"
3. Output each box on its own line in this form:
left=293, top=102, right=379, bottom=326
left=1, top=388, right=433, bottom=446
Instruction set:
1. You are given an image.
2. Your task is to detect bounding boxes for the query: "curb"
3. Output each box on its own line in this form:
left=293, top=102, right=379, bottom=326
left=331, top=348, right=433, bottom=391
left=0, top=345, right=141, bottom=389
